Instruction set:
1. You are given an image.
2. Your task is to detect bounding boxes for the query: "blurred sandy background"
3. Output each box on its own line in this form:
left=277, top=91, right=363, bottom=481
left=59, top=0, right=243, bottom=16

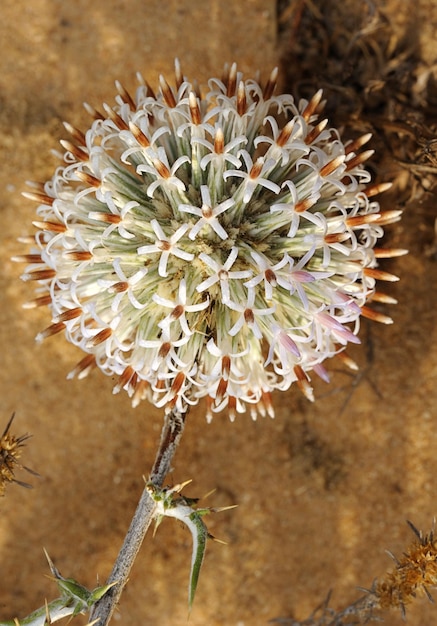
left=1, top=1, right=437, bottom=625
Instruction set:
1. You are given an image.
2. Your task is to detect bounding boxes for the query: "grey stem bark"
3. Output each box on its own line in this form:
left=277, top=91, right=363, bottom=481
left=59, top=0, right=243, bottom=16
left=89, top=408, right=187, bottom=626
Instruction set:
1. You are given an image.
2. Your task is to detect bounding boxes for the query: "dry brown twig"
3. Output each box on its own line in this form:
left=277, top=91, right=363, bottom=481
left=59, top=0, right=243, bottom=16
left=272, top=521, right=437, bottom=625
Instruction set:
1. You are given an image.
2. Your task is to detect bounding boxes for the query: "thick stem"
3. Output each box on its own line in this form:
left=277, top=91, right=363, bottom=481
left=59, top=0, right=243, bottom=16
left=89, top=408, right=187, bottom=625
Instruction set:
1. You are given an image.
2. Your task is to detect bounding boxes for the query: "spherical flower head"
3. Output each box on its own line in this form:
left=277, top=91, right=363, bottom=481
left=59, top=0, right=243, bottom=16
left=16, top=62, right=403, bottom=421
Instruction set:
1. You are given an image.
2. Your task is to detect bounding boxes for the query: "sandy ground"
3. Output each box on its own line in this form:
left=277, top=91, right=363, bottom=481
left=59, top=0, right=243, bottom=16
left=1, top=1, right=437, bottom=625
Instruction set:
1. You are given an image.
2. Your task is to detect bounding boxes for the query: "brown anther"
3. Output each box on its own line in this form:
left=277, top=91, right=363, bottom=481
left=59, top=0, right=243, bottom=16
left=221, top=63, right=230, bottom=85
left=373, top=210, right=403, bottom=226
left=265, top=268, right=277, bottom=285
left=301, top=89, right=323, bottom=122
left=206, top=396, right=214, bottom=419
left=63, top=251, right=92, bottom=261
left=295, top=197, right=317, bottom=213
left=63, top=122, right=86, bottom=146
left=158, top=342, right=171, bottom=359
left=140, top=75, right=156, bottom=99
left=115, top=80, right=136, bottom=110
left=243, top=308, right=255, bottom=325
left=159, top=75, right=177, bottom=108
left=293, top=365, right=314, bottom=401
left=18, top=236, right=38, bottom=247
left=70, top=354, right=97, bottom=379
left=324, top=232, right=350, bottom=244
left=221, top=355, right=231, bottom=377
left=90, top=213, right=122, bottom=224
left=192, top=79, right=201, bottom=99
left=132, top=378, right=149, bottom=406
left=214, top=128, right=225, bottom=154
left=369, top=291, right=398, bottom=304
left=22, top=294, right=52, bottom=309
left=345, top=133, right=372, bottom=155
left=345, top=149, right=375, bottom=172
left=25, top=181, right=46, bottom=193
left=319, top=155, right=345, bottom=177
left=304, top=119, right=328, bottom=145
left=216, top=378, right=228, bottom=403
left=59, top=140, right=89, bottom=162
left=32, top=220, right=66, bottom=233
left=189, top=92, right=201, bottom=124
left=228, top=395, right=237, bottom=420
left=360, top=305, right=393, bottom=325
left=144, top=80, right=156, bottom=100
left=171, top=304, right=184, bottom=320
left=261, top=390, right=274, bottom=418
left=109, top=281, right=128, bottom=293
left=102, top=104, right=129, bottom=131
left=17, top=235, right=35, bottom=245
left=153, top=158, right=171, bottom=179
left=124, top=366, right=138, bottom=392
left=364, top=181, right=393, bottom=198
left=237, top=81, right=247, bottom=116
left=166, top=396, right=178, bottom=411
left=55, top=307, right=82, bottom=322
left=39, top=321, right=66, bottom=339
left=373, top=247, right=408, bottom=259
left=364, top=268, right=400, bottom=282
left=201, top=204, right=213, bottom=218
left=263, top=67, right=278, bottom=100
left=346, top=214, right=382, bottom=228
left=171, top=372, right=185, bottom=395
left=276, top=120, right=295, bottom=147
left=75, top=171, right=101, bottom=187
left=174, top=59, right=183, bottom=90
left=83, top=102, right=105, bottom=121
left=11, top=254, right=42, bottom=263
left=127, top=370, right=138, bottom=394
left=226, top=63, right=238, bottom=97
left=117, top=366, right=136, bottom=389
left=218, top=269, right=229, bottom=280
left=293, top=364, right=307, bottom=383
left=22, top=191, right=54, bottom=206
left=249, top=158, right=264, bottom=179
left=158, top=239, right=171, bottom=251
left=24, top=268, right=56, bottom=281
left=336, top=350, right=359, bottom=371
left=90, top=328, right=113, bottom=347
left=129, top=121, right=151, bottom=148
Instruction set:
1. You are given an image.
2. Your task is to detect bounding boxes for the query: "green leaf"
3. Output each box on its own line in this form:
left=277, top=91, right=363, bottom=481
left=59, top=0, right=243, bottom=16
left=149, top=481, right=236, bottom=611
left=0, top=552, right=116, bottom=626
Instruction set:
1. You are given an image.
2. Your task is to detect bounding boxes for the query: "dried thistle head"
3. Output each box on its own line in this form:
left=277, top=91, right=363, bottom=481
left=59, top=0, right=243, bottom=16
left=271, top=522, right=437, bottom=624
left=373, top=521, right=437, bottom=614
left=15, top=62, right=404, bottom=420
left=0, top=413, right=35, bottom=496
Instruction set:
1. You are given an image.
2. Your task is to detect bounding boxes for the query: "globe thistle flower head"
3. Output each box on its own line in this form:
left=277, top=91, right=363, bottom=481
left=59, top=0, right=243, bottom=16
left=16, top=62, right=403, bottom=421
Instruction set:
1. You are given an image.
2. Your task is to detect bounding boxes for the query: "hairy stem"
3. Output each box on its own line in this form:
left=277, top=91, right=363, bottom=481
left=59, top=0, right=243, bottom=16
left=89, top=408, right=187, bottom=625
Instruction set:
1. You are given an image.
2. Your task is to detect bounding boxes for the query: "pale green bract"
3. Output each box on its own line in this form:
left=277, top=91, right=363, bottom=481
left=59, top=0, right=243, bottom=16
left=149, top=480, right=235, bottom=611
left=18, top=61, right=400, bottom=420
left=0, top=551, right=115, bottom=626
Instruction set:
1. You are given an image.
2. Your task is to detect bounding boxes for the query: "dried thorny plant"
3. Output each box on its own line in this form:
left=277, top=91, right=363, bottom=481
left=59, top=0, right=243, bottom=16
left=0, top=413, right=36, bottom=496
left=278, top=0, right=437, bottom=205
left=272, top=521, right=437, bottom=625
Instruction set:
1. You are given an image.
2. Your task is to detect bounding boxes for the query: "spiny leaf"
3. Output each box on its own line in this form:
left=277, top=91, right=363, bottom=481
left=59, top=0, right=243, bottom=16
left=0, top=553, right=115, bottom=626
left=148, top=481, right=236, bottom=611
